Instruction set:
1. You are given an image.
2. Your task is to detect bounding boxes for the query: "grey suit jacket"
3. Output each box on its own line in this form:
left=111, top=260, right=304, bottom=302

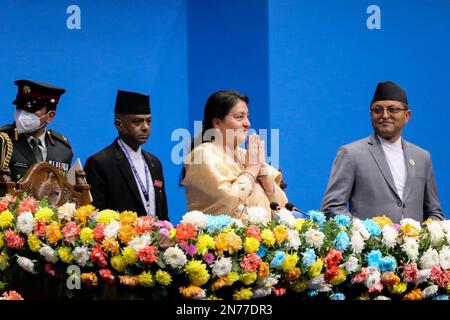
left=321, top=135, right=444, bottom=223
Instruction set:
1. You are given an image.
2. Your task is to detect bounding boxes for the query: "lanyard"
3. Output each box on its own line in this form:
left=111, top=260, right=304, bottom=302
left=118, top=139, right=151, bottom=202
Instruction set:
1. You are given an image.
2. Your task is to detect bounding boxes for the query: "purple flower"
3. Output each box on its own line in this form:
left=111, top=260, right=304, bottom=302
left=204, top=253, right=215, bottom=264
left=160, top=228, right=170, bottom=237
left=185, top=244, right=197, bottom=256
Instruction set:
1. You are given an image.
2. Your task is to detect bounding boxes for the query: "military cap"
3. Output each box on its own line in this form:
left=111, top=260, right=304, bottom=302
left=114, top=90, right=151, bottom=115
left=13, top=80, right=66, bottom=112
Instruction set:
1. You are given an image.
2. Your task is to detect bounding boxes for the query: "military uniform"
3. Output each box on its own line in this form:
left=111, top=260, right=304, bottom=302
left=0, top=80, right=73, bottom=181
left=0, top=124, right=73, bottom=181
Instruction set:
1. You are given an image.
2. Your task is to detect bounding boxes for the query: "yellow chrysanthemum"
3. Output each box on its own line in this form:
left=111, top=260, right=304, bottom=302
left=27, top=234, right=42, bottom=252
left=329, top=268, right=347, bottom=285
left=403, top=288, right=422, bottom=300
left=179, top=285, right=203, bottom=298
left=273, top=225, right=288, bottom=243
left=58, top=247, right=74, bottom=263
left=261, top=229, right=276, bottom=247
left=137, top=271, right=154, bottom=287
left=211, top=277, right=227, bottom=291
left=389, top=282, right=408, bottom=294
left=0, top=210, right=14, bottom=228
left=75, top=205, right=97, bottom=224
left=96, top=210, right=120, bottom=224
left=214, top=231, right=242, bottom=255
left=291, top=279, right=308, bottom=292
left=34, top=207, right=54, bottom=222
left=233, top=287, right=253, bottom=300
left=47, top=221, right=61, bottom=244
left=169, top=228, right=176, bottom=240
left=294, top=218, right=306, bottom=231
left=281, top=253, right=299, bottom=272
left=80, top=227, right=94, bottom=245
left=401, top=224, right=420, bottom=238
left=308, top=259, right=323, bottom=278
left=372, top=215, right=394, bottom=227
left=155, top=270, right=172, bottom=286
left=118, top=224, right=136, bottom=245
left=196, top=234, right=215, bottom=255
left=122, top=247, right=138, bottom=265
left=185, top=260, right=210, bottom=286
left=81, top=273, right=98, bottom=286
left=111, top=255, right=126, bottom=273
left=240, top=271, right=257, bottom=285
left=0, top=232, right=4, bottom=248
left=243, top=237, right=260, bottom=254
left=119, top=211, right=138, bottom=225
left=102, top=238, right=120, bottom=255
left=225, top=272, right=240, bottom=286
left=258, top=261, right=270, bottom=278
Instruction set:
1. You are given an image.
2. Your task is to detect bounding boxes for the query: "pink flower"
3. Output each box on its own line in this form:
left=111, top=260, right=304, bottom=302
left=34, top=221, right=48, bottom=238
left=184, top=244, right=197, bottom=256
left=430, top=265, right=450, bottom=287
left=61, top=221, right=81, bottom=243
left=351, top=267, right=371, bottom=283
left=240, top=253, right=262, bottom=272
left=134, top=216, right=154, bottom=234
left=17, top=196, right=38, bottom=215
left=0, top=195, right=16, bottom=212
left=272, top=287, right=287, bottom=296
left=90, top=245, right=108, bottom=268
left=137, top=245, right=159, bottom=263
left=4, top=229, right=25, bottom=249
left=402, top=263, right=420, bottom=283
left=393, top=224, right=402, bottom=232
left=368, top=283, right=383, bottom=293
left=160, top=228, right=170, bottom=237
left=204, top=253, right=215, bottom=264
left=99, top=269, right=115, bottom=284
left=93, top=223, right=106, bottom=242
left=2, top=291, right=23, bottom=300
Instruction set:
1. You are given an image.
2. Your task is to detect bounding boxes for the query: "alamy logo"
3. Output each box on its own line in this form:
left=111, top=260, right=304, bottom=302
left=66, top=5, right=81, bottom=30
left=66, top=265, right=81, bottom=290
left=366, top=5, right=381, bottom=30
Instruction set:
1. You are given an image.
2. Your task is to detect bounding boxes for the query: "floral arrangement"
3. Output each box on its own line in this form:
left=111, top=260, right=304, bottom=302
left=1, top=194, right=450, bottom=300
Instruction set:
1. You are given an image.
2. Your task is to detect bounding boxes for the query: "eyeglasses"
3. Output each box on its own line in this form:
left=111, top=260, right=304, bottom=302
left=370, top=107, right=409, bottom=115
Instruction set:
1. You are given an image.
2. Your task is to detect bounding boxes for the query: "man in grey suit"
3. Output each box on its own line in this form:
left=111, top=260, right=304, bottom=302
left=321, top=81, right=444, bottom=223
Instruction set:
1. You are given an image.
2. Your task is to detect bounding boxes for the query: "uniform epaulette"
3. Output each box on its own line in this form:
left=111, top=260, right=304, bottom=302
left=0, top=123, right=19, bottom=141
left=48, top=130, right=72, bottom=149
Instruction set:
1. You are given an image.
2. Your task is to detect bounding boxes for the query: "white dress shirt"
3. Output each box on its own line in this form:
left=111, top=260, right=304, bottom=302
left=379, top=136, right=407, bottom=200
left=119, top=139, right=156, bottom=217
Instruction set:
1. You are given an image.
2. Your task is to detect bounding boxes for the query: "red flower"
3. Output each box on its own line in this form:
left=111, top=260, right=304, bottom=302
left=137, top=245, right=159, bottom=263
left=61, top=221, right=81, bottom=243
left=351, top=267, right=371, bottom=283
left=246, top=226, right=262, bottom=241
left=402, top=263, right=420, bottom=283
left=34, top=221, right=48, bottom=238
left=99, top=269, right=115, bottom=284
left=240, top=253, right=262, bottom=272
left=323, top=248, right=343, bottom=267
left=0, top=195, right=16, bottom=212
left=90, top=245, right=108, bottom=268
left=45, top=263, right=59, bottom=277
left=93, top=223, right=106, bottom=242
left=324, top=265, right=340, bottom=283
left=430, top=266, right=450, bottom=287
left=272, top=287, right=287, bottom=296
left=17, top=196, right=38, bottom=215
left=134, top=216, right=154, bottom=234
left=175, top=223, right=197, bottom=246
left=2, top=291, right=23, bottom=300
left=4, top=230, right=25, bottom=249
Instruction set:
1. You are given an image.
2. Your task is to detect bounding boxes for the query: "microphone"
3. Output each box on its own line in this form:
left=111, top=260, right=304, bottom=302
left=285, top=203, right=310, bottom=218
left=270, top=202, right=281, bottom=211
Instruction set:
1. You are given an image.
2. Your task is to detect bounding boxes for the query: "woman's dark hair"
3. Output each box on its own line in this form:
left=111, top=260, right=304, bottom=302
left=180, top=90, right=249, bottom=183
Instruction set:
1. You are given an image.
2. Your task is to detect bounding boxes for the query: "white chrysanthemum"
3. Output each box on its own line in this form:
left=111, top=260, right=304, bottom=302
left=267, top=274, right=280, bottom=287
left=374, top=295, right=391, bottom=300
left=308, top=274, right=331, bottom=292
left=340, top=255, right=360, bottom=274
left=191, top=289, right=206, bottom=300
left=420, top=248, right=440, bottom=269
left=253, top=287, right=271, bottom=298
left=401, top=237, right=419, bottom=261
left=427, top=221, right=445, bottom=245
left=39, top=245, right=58, bottom=263
left=350, top=231, right=365, bottom=254
left=440, top=220, right=450, bottom=234
left=400, top=218, right=421, bottom=232
left=57, top=202, right=76, bottom=221
left=305, top=228, right=325, bottom=249
left=364, top=268, right=381, bottom=290
left=163, top=246, right=187, bottom=269
left=231, top=218, right=245, bottom=228
left=212, top=257, right=232, bottom=277
left=247, top=207, right=270, bottom=226
left=16, top=211, right=36, bottom=235
left=381, top=225, right=398, bottom=249
left=439, top=246, right=450, bottom=270
left=422, top=285, right=438, bottom=299
left=277, top=208, right=297, bottom=228
left=287, top=229, right=301, bottom=250
left=104, top=220, right=121, bottom=239
left=128, top=234, right=151, bottom=252
left=16, top=255, right=37, bottom=274
left=73, top=246, right=90, bottom=267
left=416, top=269, right=432, bottom=285
left=181, top=210, right=208, bottom=228
left=352, top=218, right=370, bottom=240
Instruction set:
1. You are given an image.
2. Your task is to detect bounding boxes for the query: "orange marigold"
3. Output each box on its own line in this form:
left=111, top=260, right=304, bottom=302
left=179, top=285, right=203, bottom=298
left=285, top=267, right=301, bottom=282
left=119, top=224, right=136, bottom=244
left=211, top=277, right=227, bottom=291
left=403, top=288, right=422, bottom=300
left=381, top=272, right=401, bottom=287
left=258, top=262, right=270, bottom=278
left=75, top=205, right=97, bottom=224
left=176, top=223, right=198, bottom=245
left=214, top=231, right=242, bottom=255
left=81, top=273, right=98, bottom=286
left=119, top=275, right=139, bottom=287
left=101, top=238, right=120, bottom=255
left=46, top=222, right=61, bottom=244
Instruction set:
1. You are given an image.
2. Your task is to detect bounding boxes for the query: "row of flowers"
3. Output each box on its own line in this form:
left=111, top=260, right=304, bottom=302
left=1, top=194, right=450, bottom=300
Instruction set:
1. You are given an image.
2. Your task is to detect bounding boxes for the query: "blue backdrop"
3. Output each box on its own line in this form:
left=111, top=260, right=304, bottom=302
left=1, top=0, right=449, bottom=222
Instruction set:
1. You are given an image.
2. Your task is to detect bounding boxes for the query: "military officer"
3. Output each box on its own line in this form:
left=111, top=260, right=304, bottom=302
left=0, top=80, right=73, bottom=181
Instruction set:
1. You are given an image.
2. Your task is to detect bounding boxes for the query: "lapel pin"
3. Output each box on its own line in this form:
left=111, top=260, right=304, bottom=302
left=409, top=159, right=415, bottom=167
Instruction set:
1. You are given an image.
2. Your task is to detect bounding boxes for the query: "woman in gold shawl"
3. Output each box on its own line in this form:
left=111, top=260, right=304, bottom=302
left=181, top=90, right=288, bottom=223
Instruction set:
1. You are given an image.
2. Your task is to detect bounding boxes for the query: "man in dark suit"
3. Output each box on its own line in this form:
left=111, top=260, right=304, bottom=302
left=84, top=90, right=169, bottom=220
left=0, top=80, right=73, bottom=181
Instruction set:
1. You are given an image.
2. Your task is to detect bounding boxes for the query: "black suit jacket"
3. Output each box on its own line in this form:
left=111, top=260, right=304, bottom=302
left=84, top=139, right=169, bottom=220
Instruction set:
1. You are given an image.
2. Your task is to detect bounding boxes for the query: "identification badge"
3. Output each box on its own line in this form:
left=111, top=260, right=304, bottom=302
left=154, top=179, right=163, bottom=189
left=12, top=161, right=30, bottom=169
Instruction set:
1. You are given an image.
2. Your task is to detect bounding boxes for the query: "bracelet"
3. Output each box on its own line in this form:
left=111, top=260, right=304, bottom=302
left=242, top=171, right=257, bottom=182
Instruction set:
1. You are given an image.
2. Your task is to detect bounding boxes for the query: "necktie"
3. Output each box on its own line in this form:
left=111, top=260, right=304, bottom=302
left=30, top=137, right=44, bottom=162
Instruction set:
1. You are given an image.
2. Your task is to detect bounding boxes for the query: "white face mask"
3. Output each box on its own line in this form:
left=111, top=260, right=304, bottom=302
left=14, top=109, right=48, bottom=134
